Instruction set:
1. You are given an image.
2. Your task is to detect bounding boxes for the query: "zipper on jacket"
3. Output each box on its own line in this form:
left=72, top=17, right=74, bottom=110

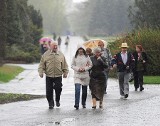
left=54, top=54, right=55, bottom=78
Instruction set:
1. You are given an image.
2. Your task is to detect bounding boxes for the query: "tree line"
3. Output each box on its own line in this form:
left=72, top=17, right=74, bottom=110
left=129, top=0, right=160, bottom=29
left=68, top=0, right=134, bottom=36
left=28, top=0, right=69, bottom=35
left=69, top=0, right=160, bottom=36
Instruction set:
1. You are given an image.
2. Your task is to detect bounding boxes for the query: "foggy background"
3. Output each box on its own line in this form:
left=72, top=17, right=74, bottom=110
left=28, top=0, right=134, bottom=36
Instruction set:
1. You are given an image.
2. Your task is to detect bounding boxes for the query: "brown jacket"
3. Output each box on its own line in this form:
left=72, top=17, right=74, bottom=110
left=38, top=50, right=69, bottom=78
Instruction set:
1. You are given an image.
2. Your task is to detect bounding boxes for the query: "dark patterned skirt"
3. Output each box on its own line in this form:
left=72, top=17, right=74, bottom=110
left=89, top=76, right=106, bottom=101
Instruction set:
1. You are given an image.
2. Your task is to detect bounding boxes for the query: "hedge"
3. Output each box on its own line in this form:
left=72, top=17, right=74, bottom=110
left=109, top=28, right=160, bottom=75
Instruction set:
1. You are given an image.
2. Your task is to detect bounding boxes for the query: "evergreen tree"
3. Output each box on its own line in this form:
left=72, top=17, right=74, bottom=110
left=4, top=0, right=43, bottom=47
left=28, top=5, right=43, bottom=45
left=87, top=0, right=132, bottom=36
left=69, top=0, right=133, bottom=36
left=6, top=0, right=24, bottom=45
left=129, top=0, right=160, bottom=29
left=0, top=0, right=43, bottom=62
left=0, top=0, right=7, bottom=60
left=28, top=0, right=69, bottom=35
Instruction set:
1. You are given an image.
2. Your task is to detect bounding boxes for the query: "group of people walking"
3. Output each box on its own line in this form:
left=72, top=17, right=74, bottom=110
left=38, top=40, right=147, bottom=110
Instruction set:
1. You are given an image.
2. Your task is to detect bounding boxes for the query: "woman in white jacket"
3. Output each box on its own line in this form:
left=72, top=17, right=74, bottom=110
left=71, top=47, right=92, bottom=110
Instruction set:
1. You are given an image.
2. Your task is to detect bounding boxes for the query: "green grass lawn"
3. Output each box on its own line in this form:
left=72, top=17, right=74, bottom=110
left=0, top=65, right=24, bottom=83
left=144, top=76, right=160, bottom=84
left=0, top=93, right=45, bottom=104
left=109, top=70, right=160, bottom=84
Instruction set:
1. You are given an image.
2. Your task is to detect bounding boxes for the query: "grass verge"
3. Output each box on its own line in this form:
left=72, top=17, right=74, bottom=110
left=0, top=65, right=24, bottom=83
left=0, top=93, right=45, bottom=104
left=109, top=71, right=160, bottom=84
left=144, top=76, right=160, bottom=84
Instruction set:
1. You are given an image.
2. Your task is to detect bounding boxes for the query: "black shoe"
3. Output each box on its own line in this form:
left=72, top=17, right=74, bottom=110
left=56, top=102, right=60, bottom=107
left=82, top=105, right=86, bottom=108
left=49, top=106, right=53, bottom=109
left=104, top=91, right=107, bottom=94
left=99, top=105, right=103, bottom=109
left=135, top=88, right=138, bottom=91
left=140, top=87, right=144, bottom=91
left=74, top=105, right=79, bottom=110
left=92, top=106, right=96, bottom=109
left=124, top=94, right=128, bottom=98
left=49, top=101, right=54, bottom=109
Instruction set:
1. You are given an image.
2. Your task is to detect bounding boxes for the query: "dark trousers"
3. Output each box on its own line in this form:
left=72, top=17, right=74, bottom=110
left=75, top=84, right=87, bottom=107
left=134, top=71, right=144, bottom=89
left=46, top=76, right=62, bottom=105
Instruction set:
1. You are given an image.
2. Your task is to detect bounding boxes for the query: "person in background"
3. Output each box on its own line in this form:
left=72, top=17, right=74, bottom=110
left=40, top=41, right=51, bottom=55
left=112, top=43, right=135, bottom=99
left=57, top=36, right=62, bottom=47
left=133, top=45, right=148, bottom=91
left=98, top=41, right=112, bottom=94
left=38, top=42, right=69, bottom=109
left=86, top=47, right=94, bottom=75
left=71, top=47, right=92, bottom=110
left=65, top=36, right=70, bottom=45
left=86, top=48, right=93, bottom=57
left=53, top=32, right=56, bottom=41
left=90, top=47, right=108, bottom=109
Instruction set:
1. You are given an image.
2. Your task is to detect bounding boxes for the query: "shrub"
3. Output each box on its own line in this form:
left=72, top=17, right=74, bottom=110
left=5, top=44, right=41, bottom=63
left=0, top=93, right=45, bottom=104
left=109, top=28, right=160, bottom=75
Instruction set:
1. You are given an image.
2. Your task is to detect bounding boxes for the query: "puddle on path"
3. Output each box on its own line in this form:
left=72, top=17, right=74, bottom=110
left=60, top=118, right=76, bottom=126
left=37, top=118, right=77, bottom=126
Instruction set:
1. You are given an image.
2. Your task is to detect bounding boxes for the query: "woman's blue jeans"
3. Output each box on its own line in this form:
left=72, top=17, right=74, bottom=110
left=75, top=84, right=87, bottom=107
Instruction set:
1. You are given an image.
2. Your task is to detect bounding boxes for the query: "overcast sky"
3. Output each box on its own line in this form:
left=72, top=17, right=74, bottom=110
left=73, top=0, right=87, bottom=3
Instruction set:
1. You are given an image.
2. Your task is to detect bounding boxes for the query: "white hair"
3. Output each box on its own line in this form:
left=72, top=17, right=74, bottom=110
left=93, top=47, right=101, bottom=54
left=50, top=41, right=58, bottom=46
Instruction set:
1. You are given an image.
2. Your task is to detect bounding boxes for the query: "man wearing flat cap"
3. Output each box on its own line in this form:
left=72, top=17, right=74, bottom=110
left=112, top=43, right=135, bottom=99
left=38, top=42, right=69, bottom=109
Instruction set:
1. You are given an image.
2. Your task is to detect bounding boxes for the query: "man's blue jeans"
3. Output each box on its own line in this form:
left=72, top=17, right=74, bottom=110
left=75, top=84, right=87, bottom=107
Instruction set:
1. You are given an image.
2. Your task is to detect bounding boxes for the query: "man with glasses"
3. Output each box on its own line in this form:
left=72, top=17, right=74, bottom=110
left=98, top=41, right=112, bottom=94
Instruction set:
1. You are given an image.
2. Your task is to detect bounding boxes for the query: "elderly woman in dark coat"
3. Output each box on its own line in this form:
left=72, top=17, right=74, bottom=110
left=89, top=47, right=108, bottom=109
left=133, top=45, right=148, bottom=91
